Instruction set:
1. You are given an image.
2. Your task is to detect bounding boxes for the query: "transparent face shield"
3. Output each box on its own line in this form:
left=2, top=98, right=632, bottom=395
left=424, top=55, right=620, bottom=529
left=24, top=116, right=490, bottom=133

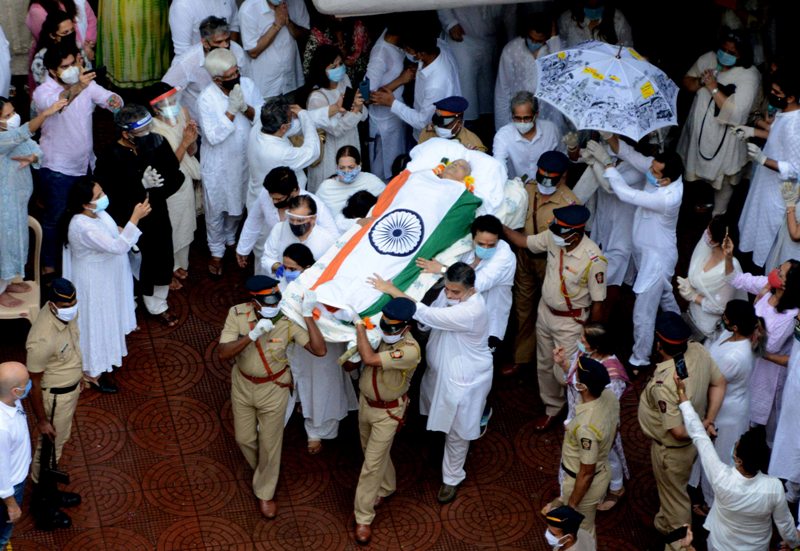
left=149, top=87, right=182, bottom=126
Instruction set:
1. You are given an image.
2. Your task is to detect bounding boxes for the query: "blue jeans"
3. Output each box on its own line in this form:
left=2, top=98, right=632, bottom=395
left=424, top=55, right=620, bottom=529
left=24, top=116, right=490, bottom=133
left=0, top=480, right=26, bottom=545
left=39, top=167, right=85, bottom=269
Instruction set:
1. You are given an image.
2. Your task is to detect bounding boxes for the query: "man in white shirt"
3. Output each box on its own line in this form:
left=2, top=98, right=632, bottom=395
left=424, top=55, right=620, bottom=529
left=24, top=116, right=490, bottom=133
left=365, top=23, right=407, bottom=180
left=590, top=136, right=684, bottom=369
left=0, top=362, right=33, bottom=546
left=162, top=16, right=250, bottom=125
left=237, top=167, right=338, bottom=273
left=239, top=0, right=309, bottom=99
left=169, top=0, right=240, bottom=57
left=493, top=92, right=564, bottom=181
left=370, top=27, right=461, bottom=141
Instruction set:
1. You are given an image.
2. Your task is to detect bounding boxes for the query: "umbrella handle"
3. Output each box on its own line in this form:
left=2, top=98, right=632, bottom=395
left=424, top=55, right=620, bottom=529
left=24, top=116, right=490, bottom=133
left=616, top=44, right=623, bottom=59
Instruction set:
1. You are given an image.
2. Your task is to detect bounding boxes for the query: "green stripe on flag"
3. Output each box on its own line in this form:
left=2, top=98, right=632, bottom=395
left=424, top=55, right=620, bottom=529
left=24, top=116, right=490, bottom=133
left=360, top=190, right=483, bottom=318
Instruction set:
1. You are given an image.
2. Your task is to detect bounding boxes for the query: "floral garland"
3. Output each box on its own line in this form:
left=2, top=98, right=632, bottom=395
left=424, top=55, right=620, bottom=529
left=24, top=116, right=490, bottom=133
left=432, top=158, right=475, bottom=193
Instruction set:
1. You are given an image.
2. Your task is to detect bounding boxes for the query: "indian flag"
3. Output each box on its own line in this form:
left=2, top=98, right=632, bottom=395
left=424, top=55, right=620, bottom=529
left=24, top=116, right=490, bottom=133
left=310, top=169, right=482, bottom=317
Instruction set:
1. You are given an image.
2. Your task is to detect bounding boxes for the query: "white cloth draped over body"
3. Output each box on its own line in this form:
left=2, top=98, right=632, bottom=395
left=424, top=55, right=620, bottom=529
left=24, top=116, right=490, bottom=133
left=416, top=290, right=493, bottom=440
left=738, top=109, right=800, bottom=267
left=306, top=77, right=368, bottom=192
left=63, top=213, right=140, bottom=377
left=151, top=110, right=199, bottom=264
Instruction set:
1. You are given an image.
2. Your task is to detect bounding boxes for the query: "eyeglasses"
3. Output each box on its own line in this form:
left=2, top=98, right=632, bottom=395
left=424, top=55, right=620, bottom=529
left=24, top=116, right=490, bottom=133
left=511, top=115, right=535, bottom=123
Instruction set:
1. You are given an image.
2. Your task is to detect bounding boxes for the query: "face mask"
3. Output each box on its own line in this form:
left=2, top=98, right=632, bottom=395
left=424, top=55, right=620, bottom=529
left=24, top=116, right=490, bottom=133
left=584, top=6, right=604, bottom=20
left=133, top=133, right=162, bottom=153
left=767, top=104, right=779, bottom=117
left=337, top=166, right=361, bottom=184
left=15, top=379, right=32, bottom=400
left=544, top=529, right=566, bottom=550
left=474, top=245, right=496, bottom=260
left=283, top=269, right=301, bottom=283
left=716, top=48, right=737, bottom=67
left=381, top=332, right=404, bottom=344
left=1, top=113, right=21, bottom=131
left=769, top=93, right=788, bottom=111
left=285, top=117, right=302, bottom=137
left=59, top=65, right=80, bottom=85
left=645, top=170, right=661, bottom=187
left=445, top=297, right=460, bottom=307
left=159, top=104, right=181, bottom=120
left=273, top=197, right=290, bottom=209
left=577, top=340, right=587, bottom=354
left=526, top=37, right=544, bottom=54
left=405, top=53, right=419, bottom=64
left=703, top=229, right=716, bottom=248
left=434, top=125, right=455, bottom=139
left=767, top=268, right=784, bottom=290
left=290, top=221, right=311, bottom=237
left=220, top=76, right=240, bottom=91
left=730, top=444, right=737, bottom=464
left=326, top=65, right=347, bottom=83
left=55, top=304, right=78, bottom=322
left=551, top=233, right=569, bottom=248
left=259, top=305, right=281, bottom=318
left=514, top=121, right=534, bottom=135
left=91, top=194, right=110, bottom=213
left=268, top=0, right=283, bottom=6
left=538, top=183, right=556, bottom=196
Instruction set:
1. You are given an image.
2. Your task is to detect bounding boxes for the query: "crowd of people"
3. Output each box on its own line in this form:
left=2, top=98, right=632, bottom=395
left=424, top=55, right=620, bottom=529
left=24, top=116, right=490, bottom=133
left=2, top=0, right=800, bottom=550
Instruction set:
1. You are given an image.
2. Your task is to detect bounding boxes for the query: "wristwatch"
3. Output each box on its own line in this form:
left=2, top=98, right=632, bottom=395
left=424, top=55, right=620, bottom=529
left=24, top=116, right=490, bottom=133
left=440, top=265, right=447, bottom=274
left=711, top=88, right=719, bottom=96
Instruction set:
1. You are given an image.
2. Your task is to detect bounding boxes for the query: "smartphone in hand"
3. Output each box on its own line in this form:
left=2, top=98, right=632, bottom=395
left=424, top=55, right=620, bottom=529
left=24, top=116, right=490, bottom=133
left=342, top=86, right=356, bottom=111
left=358, top=78, right=370, bottom=105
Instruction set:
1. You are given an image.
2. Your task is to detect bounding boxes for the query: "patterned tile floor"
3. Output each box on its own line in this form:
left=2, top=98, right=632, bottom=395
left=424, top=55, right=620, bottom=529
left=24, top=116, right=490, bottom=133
left=1, top=243, right=667, bottom=551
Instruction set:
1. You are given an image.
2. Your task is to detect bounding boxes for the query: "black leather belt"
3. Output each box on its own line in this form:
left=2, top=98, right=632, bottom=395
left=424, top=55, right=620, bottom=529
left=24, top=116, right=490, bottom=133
left=653, top=440, right=692, bottom=449
left=47, top=381, right=80, bottom=395
left=561, top=462, right=601, bottom=478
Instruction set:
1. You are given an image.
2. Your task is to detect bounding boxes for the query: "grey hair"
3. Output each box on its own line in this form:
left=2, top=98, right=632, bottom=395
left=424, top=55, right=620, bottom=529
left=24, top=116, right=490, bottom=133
left=199, top=16, right=230, bottom=40
left=445, top=261, right=476, bottom=289
left=114, top=104, right=150, bottom=129
left=510, top=90, right=538, bottom=114
left=204, top=47, right=237, bottom=77
left=260, top=97, right=291, bottom=134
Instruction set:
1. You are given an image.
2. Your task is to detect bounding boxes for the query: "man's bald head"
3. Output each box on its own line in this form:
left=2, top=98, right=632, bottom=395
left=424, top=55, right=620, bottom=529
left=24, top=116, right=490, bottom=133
left=0, top=362, right=29, bottom=404
left=440, top=159, right=471, bottom=183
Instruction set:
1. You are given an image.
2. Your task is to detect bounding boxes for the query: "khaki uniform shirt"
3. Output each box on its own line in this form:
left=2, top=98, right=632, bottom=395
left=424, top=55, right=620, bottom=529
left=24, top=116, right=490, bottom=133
left=220, top=304, right=309, bottom=386
left=638, top=342, right=722, bottom=447
left=523, top=183, right=577, bottom=235
left=526, top=232, right=607, bottom=311
left=417, top=126, right=488, bottom=153
left=25, top=307, right=83, bottom=389
left=562, top=389, right=620, bottom=473
left=359, top=335, right=421, bottom=402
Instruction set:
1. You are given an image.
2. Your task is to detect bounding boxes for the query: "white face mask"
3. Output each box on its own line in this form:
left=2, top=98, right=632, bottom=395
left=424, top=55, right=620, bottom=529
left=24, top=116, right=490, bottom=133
left=514, top=121, right=534, bottom=134
left=434, top=126, right=455, bottom=139
left=55, top=304, right=78, bottom=322
left=552, top=234, right=568, bottom=248
left=445, top=297, right=461, bottom=307
left=544, top=529, right=567, bottom=550
left=381, top=332, right=404, bottom=344
left=59, top=65, right=80, bottom=85
left=537, top=183, right=556, bottom=196
left=2, top=113, right=21, bottom=131
left=285, top=117, right=301, bottom=137
left=259, top=305, right=281, bottom=318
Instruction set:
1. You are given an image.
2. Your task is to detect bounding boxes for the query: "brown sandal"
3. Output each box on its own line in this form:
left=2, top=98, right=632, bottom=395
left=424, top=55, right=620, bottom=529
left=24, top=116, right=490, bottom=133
left=208, top=257, right=223, bottom=278
left=169, top=277, right=183, bottom=291
left=153, top=311, right=179, bottom=327
left=307, top=440, right=323, bottom=455
left=174, top=268, right=188, bottom=280
left=598, top=487, right=625, bottom=511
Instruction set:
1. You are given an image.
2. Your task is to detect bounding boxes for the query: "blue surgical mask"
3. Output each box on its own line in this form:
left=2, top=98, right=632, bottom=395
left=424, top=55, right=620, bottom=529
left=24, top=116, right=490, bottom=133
left=16, top=379, right=32, bottom=400
left=584, top=6, right=604, bottom=20
left=268, top=0, right=283, bottom=6
left=284, top=269, right=301, bottom=282
left=716, top=48, right=737, bottom=67
left=645, top=170, right=660, bottom=187
left=326, top=65, right=347, bottom=83
left=526, top=37, right=544, bottom=54
left=337, top=166, right=361, bottom=184
left=92, top=195, right=110, bottom=213
left=405, top=53, right=418, bottom=64
left=577, top=341, right=587, bottom=354
left=475, top=245, right=497, bottom=260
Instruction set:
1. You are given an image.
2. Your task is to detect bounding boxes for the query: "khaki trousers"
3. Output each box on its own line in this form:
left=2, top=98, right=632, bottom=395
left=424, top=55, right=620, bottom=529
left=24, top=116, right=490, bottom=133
left=650, top=441, right=697, bottom=550
left=512, top=249, right=546, bottom=364
left=535, top=301, right=584, bottom=416
left=31, top=385, right=81, bottom=483
left=231, top=368, right=290, bottom=501
left=560, top=466, right=610, bottom=539
left=354, top=394, right=406, bottom=525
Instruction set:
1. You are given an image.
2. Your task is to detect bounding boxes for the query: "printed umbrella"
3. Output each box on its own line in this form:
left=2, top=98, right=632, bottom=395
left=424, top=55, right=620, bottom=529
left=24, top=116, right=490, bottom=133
left=535, top=41, right=678, bottom=141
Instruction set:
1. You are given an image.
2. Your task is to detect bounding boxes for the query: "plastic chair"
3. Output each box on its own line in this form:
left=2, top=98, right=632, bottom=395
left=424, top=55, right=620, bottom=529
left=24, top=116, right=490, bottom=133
left=0, top=216, right=42, bottom=324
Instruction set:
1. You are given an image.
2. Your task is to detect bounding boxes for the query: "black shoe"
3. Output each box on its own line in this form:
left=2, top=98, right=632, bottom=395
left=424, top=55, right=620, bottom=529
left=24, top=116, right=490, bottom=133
left=34, top=508, right=72, bottom=531
left=91, top=373, right=118, bottom=394
left=58, top=490, right=81, bottom=508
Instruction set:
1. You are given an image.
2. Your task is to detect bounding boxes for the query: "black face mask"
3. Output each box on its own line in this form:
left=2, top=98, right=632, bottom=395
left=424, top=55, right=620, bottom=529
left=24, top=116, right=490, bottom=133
left=220, top=76, right=240, bottom=91
left=132, top=133, right=163, bottom=153
left=289, top=222, right=310, bottom=237
left=273, top=198, right=290, bottom=209
left=769, top=92, right=788, bottom=111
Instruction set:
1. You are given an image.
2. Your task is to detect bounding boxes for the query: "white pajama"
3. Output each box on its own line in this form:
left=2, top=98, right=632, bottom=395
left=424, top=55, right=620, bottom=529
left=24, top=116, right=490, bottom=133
left=143, top=285, right=170, bottom=315
left=442, top=432, right=470, bottom=486
left=205, top=208, right=241, bottom=258
left=632, top=277, right=680, bottom=366
left=173, top=245, right=190, bottom=272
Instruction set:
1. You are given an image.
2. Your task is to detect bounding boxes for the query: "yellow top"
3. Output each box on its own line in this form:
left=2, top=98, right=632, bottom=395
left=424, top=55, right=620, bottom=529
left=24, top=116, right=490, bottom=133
left=25, top=307, right=83, bottom=389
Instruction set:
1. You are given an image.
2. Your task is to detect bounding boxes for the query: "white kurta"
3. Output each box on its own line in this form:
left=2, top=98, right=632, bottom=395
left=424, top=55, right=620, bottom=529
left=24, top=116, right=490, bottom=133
left=63, top=214, right=140, bottom=377
left=557, top=9, right=634, bottom=47
left=416, top=291, right=493, bottom=440
left=314, top=171, right=386, bottom=215
left=739, top=109, right=800, bottom=267
left=0, top=25, right=10, bottom=98
left=161, top=42, right=251, bottom=125
left=677, top=52, right=759, bottom=187
left=169, top=0, right=240, bottom=56
left=770, top=338, right=800, bottom=485
left=691, top=332, right=754, bottom=506
left=306, top=78, right=368, bottom=192
left=766, top=204, right=800, bottom=270
left=685, top=240, right=744, bottom=338
left=459, top=240, right=516, bottom=340
left=197, top=77, right=264, bottom=218
left=260, top=222, right=336, bottom=277
left=366, top=30, right=406, bottom=181
left=390, top=40, right=461, bottom=139
left=493, top=35, right=566, bottom=133
left=679, top=401, right=800, bottom=551
left=492, top=120, right=563, bottom=181
left=239, top=0, right=309, bottom=97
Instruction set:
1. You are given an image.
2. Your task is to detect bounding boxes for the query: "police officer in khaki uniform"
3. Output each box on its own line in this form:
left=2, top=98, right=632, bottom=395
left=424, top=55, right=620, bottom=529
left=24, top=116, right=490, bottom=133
left=505, top=204, right=607, bottom=432
left=417, top=96, right=488, bottom=152
left=544, top=506, right=595, bottom=551
left=349, top=298, right=421, bottom=545
left=552, top=357, right=619, bottom=541
left=504, top=151, right=578, bottom=378
left=218, top=276, right=326, bottom=520
left=26, top=278, right=82, bottom=529
left=637, top=312, right=726, bottom=550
